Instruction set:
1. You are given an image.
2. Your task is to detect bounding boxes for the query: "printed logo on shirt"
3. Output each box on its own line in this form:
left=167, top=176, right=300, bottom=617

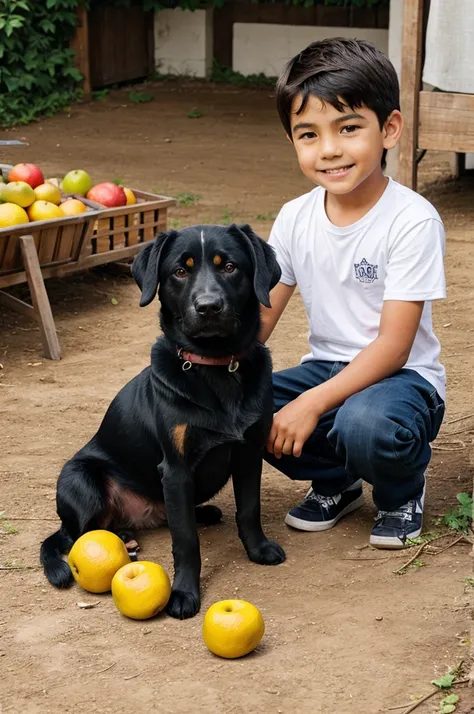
left=354, top=258, right=378, bottom=283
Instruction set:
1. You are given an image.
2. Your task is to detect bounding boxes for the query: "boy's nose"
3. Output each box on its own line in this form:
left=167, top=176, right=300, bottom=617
left=319, top=136, right=343, bottom=160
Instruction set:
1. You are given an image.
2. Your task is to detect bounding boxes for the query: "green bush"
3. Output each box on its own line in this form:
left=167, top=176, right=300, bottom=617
left=0, top=0, right=84, bottom=128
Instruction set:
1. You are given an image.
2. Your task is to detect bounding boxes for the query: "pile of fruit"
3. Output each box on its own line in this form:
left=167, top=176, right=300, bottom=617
left=69, top=530, right=265, bottom=659
left=0, top=163, right=137, bottom=229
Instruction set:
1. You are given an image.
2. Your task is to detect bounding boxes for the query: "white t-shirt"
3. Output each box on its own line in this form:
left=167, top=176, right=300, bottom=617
left=268, top=177, right=446, bottom=399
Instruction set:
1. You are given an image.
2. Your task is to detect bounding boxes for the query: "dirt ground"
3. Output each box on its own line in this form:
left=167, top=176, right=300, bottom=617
left=1, top=82, right=473, bottom=714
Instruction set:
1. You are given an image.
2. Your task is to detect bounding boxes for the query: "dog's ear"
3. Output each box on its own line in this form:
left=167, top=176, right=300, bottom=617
left=231, top=224, right=281, bottom=308
left=131, top=230, right=176, bottom=307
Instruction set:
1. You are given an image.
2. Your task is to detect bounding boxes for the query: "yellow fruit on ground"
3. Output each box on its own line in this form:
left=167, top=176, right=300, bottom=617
left=202, top=600, right=265, bottom=658
left=112, top=561, right=171, bottom=619
left=34, top=182, right=62, bottom=205
left=4, top=180, right=36, bottom=208
left=123, top=187, right=136, bottom=205
left=60, top=198, right=87, bottom=216
left=0, top=202, right=29, bottom=228
left=27, top=200, right=64, bottom=222
left=68, top=530, right=131, bottom=593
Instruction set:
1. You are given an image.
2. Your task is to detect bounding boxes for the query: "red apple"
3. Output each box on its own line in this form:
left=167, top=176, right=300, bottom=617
left=8, top=163, right=44, bottom=189
left=86, top=182, right=126, bottom=207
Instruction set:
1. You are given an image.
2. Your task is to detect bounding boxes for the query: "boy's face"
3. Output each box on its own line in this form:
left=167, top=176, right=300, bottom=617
left=289, top=94, right=401, bottom=196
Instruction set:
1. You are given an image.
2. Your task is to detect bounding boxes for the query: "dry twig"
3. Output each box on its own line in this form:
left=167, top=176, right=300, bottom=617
left=446, top=412, right=474, bottom=425
left=95, top=662, right=116, bottom=674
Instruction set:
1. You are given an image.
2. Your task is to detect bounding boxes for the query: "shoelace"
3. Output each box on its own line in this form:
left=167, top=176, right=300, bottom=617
left=375, top=500, right=415, bottom=522
left=306, top=490, right=339, bottom=509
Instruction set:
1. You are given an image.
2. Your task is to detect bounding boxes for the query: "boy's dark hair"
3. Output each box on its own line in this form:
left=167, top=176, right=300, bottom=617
left=276, top=38, right=400, bottom=167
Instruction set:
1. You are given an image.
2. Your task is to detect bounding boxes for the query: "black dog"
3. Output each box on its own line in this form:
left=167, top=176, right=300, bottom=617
left=40, top=223, right=285, bottom=619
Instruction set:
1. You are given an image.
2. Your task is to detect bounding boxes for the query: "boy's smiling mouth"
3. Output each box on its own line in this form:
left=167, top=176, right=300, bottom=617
left=320, top=164, right=355, bottom=175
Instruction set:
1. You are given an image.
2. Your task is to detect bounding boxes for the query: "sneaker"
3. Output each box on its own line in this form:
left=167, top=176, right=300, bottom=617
left=284, top=480, right=365, bottom=532
left=370, top=485, right=425, bottom=549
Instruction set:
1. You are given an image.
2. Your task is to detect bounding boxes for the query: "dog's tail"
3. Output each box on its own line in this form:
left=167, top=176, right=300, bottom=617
left=40, top=525, right=75, bottom=588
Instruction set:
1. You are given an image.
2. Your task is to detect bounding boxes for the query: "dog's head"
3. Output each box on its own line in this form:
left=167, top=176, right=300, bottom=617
left=131, top=224, right=281, bottom=351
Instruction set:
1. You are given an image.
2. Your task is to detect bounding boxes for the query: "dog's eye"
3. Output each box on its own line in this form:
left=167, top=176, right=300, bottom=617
left=175, top=268, right=187, bottom=278
left=223, top=262, right=236, bottom=274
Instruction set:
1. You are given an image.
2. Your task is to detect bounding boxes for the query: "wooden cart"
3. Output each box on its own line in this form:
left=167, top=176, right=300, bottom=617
left=0, top=190, right=175, bottom=359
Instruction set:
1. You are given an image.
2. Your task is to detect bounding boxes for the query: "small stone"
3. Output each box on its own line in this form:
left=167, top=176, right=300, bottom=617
left=375, top=616, right=383, bottom=621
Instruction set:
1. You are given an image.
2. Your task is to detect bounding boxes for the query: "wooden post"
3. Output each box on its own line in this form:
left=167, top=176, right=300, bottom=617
left=398, top=0, right=424, bottom=190
left=70, top=5, right=91, bottom=101
left=20, top=235, right=61, bottom=361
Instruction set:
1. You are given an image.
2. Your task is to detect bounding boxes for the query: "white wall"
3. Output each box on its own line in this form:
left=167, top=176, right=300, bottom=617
left=154, top=8, right=213, bottom=78
left=154, top=8, right=389, bottom=80
left=233, top=24, right=389, bottom=77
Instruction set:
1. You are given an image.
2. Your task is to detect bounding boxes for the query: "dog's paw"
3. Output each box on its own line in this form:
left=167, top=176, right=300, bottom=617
left=248, top=539, right=286, bottom=566
left=195, top=504, right=222, bottom=526
left=166, top=589, right=201, bottom=619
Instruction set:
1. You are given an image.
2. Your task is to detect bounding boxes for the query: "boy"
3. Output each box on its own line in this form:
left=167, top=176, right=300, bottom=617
left=261, top=38, right=446, bottom=549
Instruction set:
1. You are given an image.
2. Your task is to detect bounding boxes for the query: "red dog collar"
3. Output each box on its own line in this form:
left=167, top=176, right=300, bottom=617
left=177, top=347, right=240, bottom=372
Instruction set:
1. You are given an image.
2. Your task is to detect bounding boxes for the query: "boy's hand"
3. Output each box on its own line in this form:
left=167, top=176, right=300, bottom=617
left=267, top=391, right=320, bottom=459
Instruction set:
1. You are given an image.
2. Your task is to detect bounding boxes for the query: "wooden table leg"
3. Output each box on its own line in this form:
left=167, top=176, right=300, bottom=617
left=20, top=235, right=61, bottom=360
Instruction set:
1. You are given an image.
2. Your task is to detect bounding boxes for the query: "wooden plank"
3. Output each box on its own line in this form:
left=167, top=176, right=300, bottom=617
left=38, top=227, right=59, bottom=264
left=398, top=0, right=424, bottom=190
left=19, top=235, right=61, bottom=361
left=70, top=5, right=91, bottom=101
left=54, top=225, right=75, bottom=261
left=0, top=290, right=34, bottom=318
left=111, top=214, right=126, bottom=250
left=1, top=235, right=20, bottom=271
left=418, top=91, right=474, bottom=152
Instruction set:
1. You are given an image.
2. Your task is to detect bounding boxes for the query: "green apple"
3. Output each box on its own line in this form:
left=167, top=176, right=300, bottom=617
left=61, top=169, right=92, bottom=197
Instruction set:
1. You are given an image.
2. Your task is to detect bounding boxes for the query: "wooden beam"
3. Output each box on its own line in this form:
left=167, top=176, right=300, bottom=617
left=398, top=0, right=424, bottom=190
left=0, top=290, right=34, bottom=319
left=418, top=91, right=474, bottom=153
left=70, top=5, right=91, bottom=101
left=20, top=235, right=61, bottom=361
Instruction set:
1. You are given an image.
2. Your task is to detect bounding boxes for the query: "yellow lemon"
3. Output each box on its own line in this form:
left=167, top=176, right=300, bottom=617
left=112, top=561, right=171, bottom=619
left=68, top=530, right=130, bottom=593
left=60, top=198, right=87, bottom=216
left=202, top=600, right=265, bottom=658
left=123, top=187, right=137, bottom=205
left=0, top=202, right=29, bottom=228
left=27, top=200, right=64, bottom=222
left=34, top=182, right=62, bottom=205
left=4, top=180, right=36, bottom=208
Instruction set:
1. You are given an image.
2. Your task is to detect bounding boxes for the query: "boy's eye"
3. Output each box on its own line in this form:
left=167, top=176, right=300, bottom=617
left=341, top=125, right=359, bottom=134
left=299, top=131, right=317, bottom=140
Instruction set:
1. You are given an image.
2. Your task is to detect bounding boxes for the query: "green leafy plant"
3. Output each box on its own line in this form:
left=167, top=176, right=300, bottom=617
left=432, top=673, right=456, bottom=689
left=443, top=493, right=473, bottom=533
left=92, top=88, right=110, bottom=101
left=187, top=108, right=203, bottom=119
left=175, top=192, right=202, bottom=207
left=439, top=693, right=459, bottom=713
left=128, top=90, right=154, bottom=103
left=210, top=61, right=276, bottom=88
left=0, top=0, right=84, bottom=127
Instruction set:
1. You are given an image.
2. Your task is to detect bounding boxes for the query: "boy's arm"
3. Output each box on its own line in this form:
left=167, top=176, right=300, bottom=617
left=267, top=299, right=424, bottom=458
left=259, top=282, right=295, bottom=344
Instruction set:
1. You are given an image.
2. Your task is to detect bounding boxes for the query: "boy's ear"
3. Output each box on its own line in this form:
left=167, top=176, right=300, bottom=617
left=131, top=230, right=177, bottom=307
left=230, top=223, right=281, bottom=308
left=383, top=110, right=403, bottom=150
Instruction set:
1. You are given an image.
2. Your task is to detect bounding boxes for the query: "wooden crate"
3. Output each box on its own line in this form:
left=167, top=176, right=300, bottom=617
left=84, top=189, right=174, bottom=257
left=0, top=190, right=175, bottom=360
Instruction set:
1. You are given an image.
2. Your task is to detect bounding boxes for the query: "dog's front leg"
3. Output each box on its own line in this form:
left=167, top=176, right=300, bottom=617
left=232, top=443, right=286, bottom=565
left=162, top=464, right=201, bottom=619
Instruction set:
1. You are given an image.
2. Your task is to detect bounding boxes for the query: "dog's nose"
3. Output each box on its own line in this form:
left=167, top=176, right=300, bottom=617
left=194, top=295, right=224, bottom=316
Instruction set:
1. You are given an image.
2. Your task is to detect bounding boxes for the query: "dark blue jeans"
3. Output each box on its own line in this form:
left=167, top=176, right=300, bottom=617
left=263, top=361, right=445, bottom=511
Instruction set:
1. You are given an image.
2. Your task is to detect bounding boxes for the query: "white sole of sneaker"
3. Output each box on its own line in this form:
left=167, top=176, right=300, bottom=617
left=369, top=526, right=422, bottom=550
left=284, top=494, right=365, bottom=532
